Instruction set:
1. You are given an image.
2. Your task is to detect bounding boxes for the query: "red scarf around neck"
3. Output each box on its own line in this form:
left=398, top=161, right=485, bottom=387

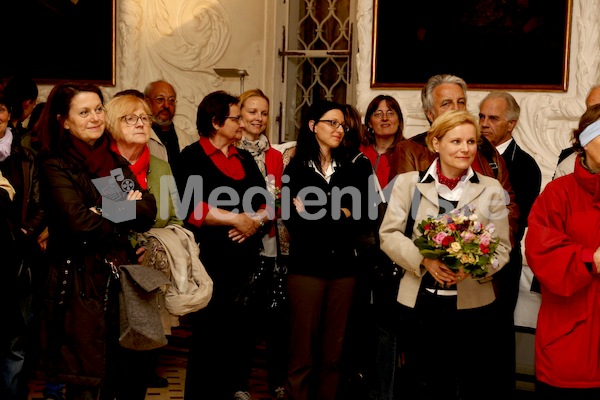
left=436, top=160, right=466, bottom=190
left=110, top=141, right=150, bottom=190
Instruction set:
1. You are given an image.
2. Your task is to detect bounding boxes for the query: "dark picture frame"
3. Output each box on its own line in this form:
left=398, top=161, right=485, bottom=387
left=371, top=0, right=572, bottom=91
left=3, top=0, right=116, bottom=86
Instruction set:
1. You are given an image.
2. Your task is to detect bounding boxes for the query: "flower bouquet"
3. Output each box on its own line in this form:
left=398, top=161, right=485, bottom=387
left=413, top=204, right=499, bottom=278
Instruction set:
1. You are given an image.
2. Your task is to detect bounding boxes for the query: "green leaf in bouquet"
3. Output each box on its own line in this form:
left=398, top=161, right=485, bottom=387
left=413, top=235, right=430, bottom=248
left=466, top=264, right=487, bottom=278
left=442, top=255, right=461, bottom=271
left=462, top=242, right=479, bottom=253
left=416, top=219, right=431, bottom=233
left=420, top=248, right=447, bottom=259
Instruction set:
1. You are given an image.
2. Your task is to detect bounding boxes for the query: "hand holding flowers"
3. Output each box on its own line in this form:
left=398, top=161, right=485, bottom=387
left=414, top=204, right=500, bottom=278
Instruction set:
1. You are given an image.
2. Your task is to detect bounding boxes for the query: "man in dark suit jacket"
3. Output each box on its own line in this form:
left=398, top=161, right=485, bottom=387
left=479, top=91, right=541, bottom=397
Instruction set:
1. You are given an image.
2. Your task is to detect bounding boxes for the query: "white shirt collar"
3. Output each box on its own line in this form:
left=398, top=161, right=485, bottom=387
left=495, top=138, right=513, bottom=155
left=308, top=159, right=337, bottom=183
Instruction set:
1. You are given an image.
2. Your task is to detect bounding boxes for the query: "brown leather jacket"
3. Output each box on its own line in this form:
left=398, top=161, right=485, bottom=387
left=388, top=132, right=520, bottom=246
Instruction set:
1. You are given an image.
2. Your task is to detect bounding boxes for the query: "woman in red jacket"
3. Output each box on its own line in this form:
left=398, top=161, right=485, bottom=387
left=526, top=104, right=600, bottom=399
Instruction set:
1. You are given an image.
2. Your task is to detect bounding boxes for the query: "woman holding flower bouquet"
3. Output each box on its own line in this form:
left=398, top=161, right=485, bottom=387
left=379, top=110, right=511, bottom=400
left=525, top=104, right=600, bottom=400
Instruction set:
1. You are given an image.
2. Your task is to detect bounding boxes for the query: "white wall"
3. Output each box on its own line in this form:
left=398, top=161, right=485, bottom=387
left=35, top=0, right=600, bottom=190
left=356, top=0, right=600, bottom=190
left=37, top=0, right=279, bottom=147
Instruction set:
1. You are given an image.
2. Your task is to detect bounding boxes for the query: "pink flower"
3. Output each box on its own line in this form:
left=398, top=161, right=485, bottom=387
left=479, top=234, right=491, bottom=246
left=461, top=231, right=476, bottom=242
left=432, top=232, right=448, bottom=245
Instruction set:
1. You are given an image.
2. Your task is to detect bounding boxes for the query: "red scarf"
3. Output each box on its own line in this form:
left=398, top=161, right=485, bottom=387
left=436, top=160, right=465, bottom=190
left=110, top=141, right=150, bottom=189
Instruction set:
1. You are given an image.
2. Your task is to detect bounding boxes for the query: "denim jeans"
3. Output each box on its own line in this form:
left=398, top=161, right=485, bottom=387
left=1, top=262, right=33, bottom=400
left=368, top=323, right=397, bottom=400
left=0, top=335, right=27, bottom=400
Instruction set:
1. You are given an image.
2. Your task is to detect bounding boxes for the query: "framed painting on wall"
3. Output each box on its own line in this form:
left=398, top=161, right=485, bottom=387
left=2, top=0, right=116, bottom=86
left=371, top=0, right=572, bottom=91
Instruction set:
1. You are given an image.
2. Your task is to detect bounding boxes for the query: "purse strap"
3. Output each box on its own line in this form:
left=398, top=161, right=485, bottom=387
left=404, top=187, right=421, bottom=238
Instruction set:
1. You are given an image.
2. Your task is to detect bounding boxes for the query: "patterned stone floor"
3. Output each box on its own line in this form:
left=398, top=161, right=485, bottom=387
left=28, top=324, right=275, bottom=400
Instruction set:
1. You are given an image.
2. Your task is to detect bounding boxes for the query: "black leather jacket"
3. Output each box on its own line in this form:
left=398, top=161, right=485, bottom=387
left=39, top=143, right=156, bottom=386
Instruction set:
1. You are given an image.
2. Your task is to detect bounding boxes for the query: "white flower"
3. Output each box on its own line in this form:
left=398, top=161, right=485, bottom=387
left=450, top=241, right=462, bottom=253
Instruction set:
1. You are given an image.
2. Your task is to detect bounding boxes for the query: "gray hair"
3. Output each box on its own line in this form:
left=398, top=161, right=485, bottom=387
left=143, top=80, right=175, bottom=97
left=421, top=74, right=468, bottom=115
left=479, top=91, right=520, bottom=122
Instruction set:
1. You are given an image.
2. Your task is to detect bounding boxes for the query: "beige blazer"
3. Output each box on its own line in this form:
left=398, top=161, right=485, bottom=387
left=379, top=171, right=511, bottom=310
left=148, top=125, right=200, bottom=162
left=0, top=171, right=14, bottom=200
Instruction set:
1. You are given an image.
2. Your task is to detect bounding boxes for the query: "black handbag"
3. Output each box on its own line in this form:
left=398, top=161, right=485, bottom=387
left=235, top=255, right=271, bottom=310
left=236, top=218, right=290, bottom=313
left=371, top=188, right=421, bottom=307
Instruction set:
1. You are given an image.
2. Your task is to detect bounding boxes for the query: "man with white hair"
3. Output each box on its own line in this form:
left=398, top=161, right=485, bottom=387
left=479, top=91, right=541, bottom=397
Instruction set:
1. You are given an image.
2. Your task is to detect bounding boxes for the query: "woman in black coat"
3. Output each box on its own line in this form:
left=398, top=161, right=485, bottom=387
left=37, top=82, right=156, bottom=400
left=283, top=100, right=371, bottom=400
left=177, top=90, right=268, bottom=400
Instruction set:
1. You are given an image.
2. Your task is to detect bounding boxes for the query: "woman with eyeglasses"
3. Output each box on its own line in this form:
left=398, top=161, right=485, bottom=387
left=177, top=90, right=269, bottom=400
left=36, top=82, right=157, bottom=400
left=105, top=92, right=213, bottom=393
left=282, top=100, right=371, bottom=400
left=359, top=96, right=405, bottom=400
left=361, top=95, right=405, bottom=190
left=105, top=93, right=181, bottom=229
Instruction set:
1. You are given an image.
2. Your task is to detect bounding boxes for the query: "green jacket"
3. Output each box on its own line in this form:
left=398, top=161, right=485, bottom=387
left=148, top=155, right=183, bottom=228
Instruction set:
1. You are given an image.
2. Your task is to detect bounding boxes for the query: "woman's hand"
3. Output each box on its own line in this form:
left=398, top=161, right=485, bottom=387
left=450, top=268, right=468, bottom=285
left=37, top=227, right=49, bottom=252
left=228, top=212, right=260, bottom=243
left=135, top=246, right=146, bottom=264
left=422, top=257, right=460, bottom=286
left=293, top=197, right=305, bottom=213
left=594, top=247, right=600, bottom=273
left=126, top=190, right=143, bottom=201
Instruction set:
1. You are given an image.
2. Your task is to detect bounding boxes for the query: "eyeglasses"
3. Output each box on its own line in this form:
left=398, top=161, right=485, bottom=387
left=121, top=114, right=151, bottom=126
left=318, top=119, right=349, bottom=133
left=152, top=96, right=177, bottom=105
left=372, top=110, right=397, bottom=119
left=225, top=115, right=242, bottom=124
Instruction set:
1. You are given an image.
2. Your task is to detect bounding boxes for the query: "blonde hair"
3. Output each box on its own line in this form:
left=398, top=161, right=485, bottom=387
left=239, top=88, right=270, bottom=137
left=105, top=94, right=152, bottom=141
left=426, top=110, right=481, bottom=152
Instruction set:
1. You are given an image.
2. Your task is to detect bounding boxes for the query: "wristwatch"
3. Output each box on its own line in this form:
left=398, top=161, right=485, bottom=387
left=253, top=213, right=265, bottom=228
